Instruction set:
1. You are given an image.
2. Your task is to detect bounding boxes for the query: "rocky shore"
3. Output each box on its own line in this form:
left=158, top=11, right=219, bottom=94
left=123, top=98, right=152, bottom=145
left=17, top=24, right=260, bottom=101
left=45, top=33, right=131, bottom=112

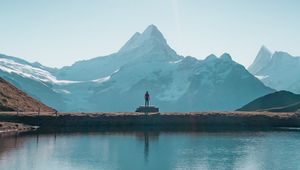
left=0, top=121, right=38, bottom=137
left=0, top=111, right=299, bottom=129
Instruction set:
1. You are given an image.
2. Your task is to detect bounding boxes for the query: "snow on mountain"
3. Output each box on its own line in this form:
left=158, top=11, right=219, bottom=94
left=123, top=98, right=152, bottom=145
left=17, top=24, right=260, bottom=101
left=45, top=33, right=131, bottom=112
left=0, top=54, right=116, bottom=111
left=56, top=25, right=181, bottom=81
left=87, top=51, right=273, bottom=111
left=0, top=25, right=274, bottom=111
left=248, top=46, right=300, bottom=93
left=0, top=58, right=79, bottom=85
left=91, top=69, right=120, bottom=83
left=255, top=75, right=269, bottom=80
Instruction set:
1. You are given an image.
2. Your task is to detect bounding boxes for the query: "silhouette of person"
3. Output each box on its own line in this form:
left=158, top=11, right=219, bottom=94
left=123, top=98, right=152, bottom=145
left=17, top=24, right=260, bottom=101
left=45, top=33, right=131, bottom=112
left=144, top=91, right=150, bottom=107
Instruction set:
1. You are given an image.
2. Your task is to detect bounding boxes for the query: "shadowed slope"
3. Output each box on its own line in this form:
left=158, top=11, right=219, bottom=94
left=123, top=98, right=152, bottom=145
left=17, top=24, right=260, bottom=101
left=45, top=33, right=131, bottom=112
left=237, top=91, right=300, bottom=112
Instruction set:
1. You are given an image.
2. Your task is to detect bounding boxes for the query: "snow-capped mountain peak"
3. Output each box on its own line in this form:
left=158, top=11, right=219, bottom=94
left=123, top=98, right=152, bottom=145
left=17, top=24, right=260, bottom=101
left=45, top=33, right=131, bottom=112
left=119, top=24, right=167, bottom=53
left=0, top=26, right=274, bottom=112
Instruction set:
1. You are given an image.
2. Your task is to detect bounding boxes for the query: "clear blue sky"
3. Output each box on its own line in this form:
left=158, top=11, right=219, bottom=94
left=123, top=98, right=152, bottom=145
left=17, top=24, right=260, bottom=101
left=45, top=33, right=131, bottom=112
left=0, top=0, right=299, bottom=68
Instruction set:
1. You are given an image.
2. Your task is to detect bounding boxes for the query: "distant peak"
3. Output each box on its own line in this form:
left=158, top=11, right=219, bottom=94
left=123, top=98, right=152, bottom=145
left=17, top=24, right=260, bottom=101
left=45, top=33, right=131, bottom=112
left=207, top=54, right=217, bottom=58
left=271, top=51, right=294, bottom=61
left=204, top=54, right=217, bottom=61
left=144, top=24, right=159, bottom=32
left=248, top=45, right=273, bottom=74
left=183, top=56, right=198, bottom=63
left=141, top=24, right=166, bottom=42
left=273, top=51, right=290, bottom=56
left=220, top=53, right=232, bottom=61
left=259, top=45, right=272, bottom=55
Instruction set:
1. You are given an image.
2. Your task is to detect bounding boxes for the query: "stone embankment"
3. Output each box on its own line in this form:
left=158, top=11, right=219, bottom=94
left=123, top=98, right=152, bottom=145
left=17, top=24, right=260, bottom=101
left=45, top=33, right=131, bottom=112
left=0, top=111, right=299, bottom=129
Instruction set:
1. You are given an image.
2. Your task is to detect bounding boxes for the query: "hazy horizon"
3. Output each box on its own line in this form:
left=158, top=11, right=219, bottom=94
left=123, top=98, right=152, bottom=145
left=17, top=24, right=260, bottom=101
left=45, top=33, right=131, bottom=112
left=0, top=0, right=300, bottom=68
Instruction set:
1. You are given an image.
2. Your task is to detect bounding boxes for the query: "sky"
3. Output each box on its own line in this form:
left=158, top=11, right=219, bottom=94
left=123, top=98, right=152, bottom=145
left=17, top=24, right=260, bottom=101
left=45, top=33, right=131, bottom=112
left=0, top=0, right=300, bottom=68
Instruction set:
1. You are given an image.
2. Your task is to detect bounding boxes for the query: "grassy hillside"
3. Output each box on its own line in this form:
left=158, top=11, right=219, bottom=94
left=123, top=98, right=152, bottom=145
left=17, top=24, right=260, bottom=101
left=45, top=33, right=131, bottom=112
left=237, top=91, right=300, bottom=112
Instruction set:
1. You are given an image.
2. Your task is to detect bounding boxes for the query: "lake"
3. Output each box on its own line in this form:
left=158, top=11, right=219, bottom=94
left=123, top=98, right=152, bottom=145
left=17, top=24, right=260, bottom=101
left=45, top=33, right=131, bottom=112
left=1, top=129, right=300, bottom=170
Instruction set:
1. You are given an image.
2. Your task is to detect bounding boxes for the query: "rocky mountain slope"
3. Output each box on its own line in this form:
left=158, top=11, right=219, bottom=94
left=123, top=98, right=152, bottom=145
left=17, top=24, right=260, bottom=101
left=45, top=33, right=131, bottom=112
left=0, top=25, right=274, bottom=111
left=0, top=78, right=54, bottom=112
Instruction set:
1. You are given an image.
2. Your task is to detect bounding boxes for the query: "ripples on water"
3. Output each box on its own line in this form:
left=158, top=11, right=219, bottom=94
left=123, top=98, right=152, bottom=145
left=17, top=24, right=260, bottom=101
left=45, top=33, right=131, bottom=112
left=1, top=129, right=300, bottom=170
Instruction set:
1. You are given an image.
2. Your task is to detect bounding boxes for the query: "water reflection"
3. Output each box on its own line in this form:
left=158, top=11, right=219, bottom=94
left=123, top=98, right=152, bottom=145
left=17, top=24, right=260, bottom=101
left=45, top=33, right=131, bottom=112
left=36, top=133, right=39, bottom=148
left=144, top=132, right=149, bottom=161
left=1, top=130, right=300, bottom=170
left=136, top=131, right=160, bottom=162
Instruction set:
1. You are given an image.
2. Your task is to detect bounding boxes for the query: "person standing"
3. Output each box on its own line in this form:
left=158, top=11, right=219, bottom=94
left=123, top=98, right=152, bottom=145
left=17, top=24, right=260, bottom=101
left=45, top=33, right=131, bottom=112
left=144, top=91, right=150, bottom=107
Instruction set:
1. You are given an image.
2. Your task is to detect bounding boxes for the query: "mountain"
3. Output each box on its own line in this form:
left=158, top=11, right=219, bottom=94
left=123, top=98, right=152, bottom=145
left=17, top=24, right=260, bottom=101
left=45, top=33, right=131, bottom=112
left=56, top=25, right=181, bottom=81
left=0, top=54, right=67, bottom=110
left=237, top=91, right=300, bottom=112
left=248, top=46, right=272, bottom=74
left=0, top=77, right=54, bottom=112
left=248, top=46, right=300, bottom=93
left=85, top=52, right=274, bottom=111
left=0, top=25, right=274, bottom=112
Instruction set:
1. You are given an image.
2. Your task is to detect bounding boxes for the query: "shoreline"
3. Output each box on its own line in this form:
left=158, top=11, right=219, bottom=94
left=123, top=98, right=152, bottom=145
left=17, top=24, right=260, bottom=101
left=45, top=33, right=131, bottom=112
left=0, top=122, right=38, bottom=137
left=0, top=111, right=299, bottom=129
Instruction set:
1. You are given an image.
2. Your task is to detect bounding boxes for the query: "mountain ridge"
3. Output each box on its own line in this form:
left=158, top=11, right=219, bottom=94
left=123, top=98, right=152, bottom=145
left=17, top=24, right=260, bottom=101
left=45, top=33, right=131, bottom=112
left=248, top=46, right=300, bottom=93
left=0, top=25, right=274, bottom=112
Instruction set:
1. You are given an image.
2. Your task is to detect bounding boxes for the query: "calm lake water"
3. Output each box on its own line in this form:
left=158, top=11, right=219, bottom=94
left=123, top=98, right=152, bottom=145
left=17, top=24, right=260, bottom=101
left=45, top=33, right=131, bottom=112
left=1, top=129, right=300, bottom=170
